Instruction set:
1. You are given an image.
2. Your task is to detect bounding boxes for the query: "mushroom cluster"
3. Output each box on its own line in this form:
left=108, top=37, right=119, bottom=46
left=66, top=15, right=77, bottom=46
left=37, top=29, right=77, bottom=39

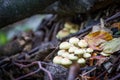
left=56, top=22, right=79, bottom=39
left=53, top=37, right=94, bottom=67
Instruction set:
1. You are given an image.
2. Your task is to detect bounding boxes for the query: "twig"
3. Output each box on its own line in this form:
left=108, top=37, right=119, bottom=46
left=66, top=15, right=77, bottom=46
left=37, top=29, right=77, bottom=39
left=15, top=68, right=40, bottom=80
left=105, top=11, right=120, bottom=22
left=44, top=43, right=60, bottom=61
left=95, top=70, right=107, bottom=80
left=109, top=73, right=120, bottom=80
left=38, top=62, right=53, bottom=80
left=14, top=61, right=53, bottom=80
left=95, top=55, right=120, bottom=80
left=82, top=67, right=96, bottom=76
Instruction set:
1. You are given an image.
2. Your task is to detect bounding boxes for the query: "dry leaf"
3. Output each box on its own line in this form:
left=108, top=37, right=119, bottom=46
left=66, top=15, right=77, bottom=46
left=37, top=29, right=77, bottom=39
left=84, top=31, right=113, bottom=50
left=92, top=19, right=112, bottom=33
left=100, top=38, right=120, bottom=54
left=88, top=77, right=98, bottom=80
left=112, top=22, right=120, bottom=30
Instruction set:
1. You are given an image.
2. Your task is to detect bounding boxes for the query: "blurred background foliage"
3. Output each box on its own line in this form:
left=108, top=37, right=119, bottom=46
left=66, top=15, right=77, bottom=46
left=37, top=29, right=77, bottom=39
left=0, top=14, right=47, bottom=46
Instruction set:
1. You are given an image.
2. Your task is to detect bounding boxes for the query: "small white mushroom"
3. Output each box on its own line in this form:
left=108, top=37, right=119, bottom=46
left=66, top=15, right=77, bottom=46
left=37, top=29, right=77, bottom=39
left=61, top=58, right=72, bottom=65
left=68, top=54, right=78, bottom=60
left=83, top=53, right=91, bottom=58
left=53, top=56, right=63, bottom=64
left=77, top=58, right=86, bottom=64
left=86, top=48, right=94, bottom=53
left=68, top=46, right=78, bottom=53
left=56, top=30, right=70, bottom=39
left=82, top=49, right=87, bottom=53
left=74, top=49, right=84, bottom=55
left=70, top=29, right=78, bottom=34
left=78, top=39, right=88, bottom=48
left=64, top=22, right=73, bottom=30
left=61, top=52, right=69, bottom=58
left=57, top=50, right=66, bottom=56
left=63, top=27, right=69, bottom=31
left=100, top=52, right=110, bottom=56
left=59, top=42, right=71, bottom=50
left=69, top=37, right=79, bottom=45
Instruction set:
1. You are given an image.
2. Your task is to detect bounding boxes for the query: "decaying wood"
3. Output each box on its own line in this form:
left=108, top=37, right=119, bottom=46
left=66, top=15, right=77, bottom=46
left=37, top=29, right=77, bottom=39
left=0, top=31, right=33, bottom=56
left=0, top=38, right=27, bottom=56
left=45, top=62, right=68, bottom=80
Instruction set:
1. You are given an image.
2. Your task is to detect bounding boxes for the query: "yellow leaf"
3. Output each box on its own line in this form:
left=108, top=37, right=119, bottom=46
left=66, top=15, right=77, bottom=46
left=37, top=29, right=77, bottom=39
left=84, top=31, right=113, bottom=50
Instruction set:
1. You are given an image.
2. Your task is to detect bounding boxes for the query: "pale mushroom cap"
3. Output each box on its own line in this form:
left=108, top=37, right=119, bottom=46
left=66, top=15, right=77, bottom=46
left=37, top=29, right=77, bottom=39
left=74, top=49, right=84, bottom=55
left=68, top=46, right=78, bottom=53
left=70, top=29, right=78, bottom=33
left=86, top=48, right=94, bottom=53
left=82, top=49, right=87, bottom=53
left=78, top=40, right=88, bottom=48
left=57, top=50, right=66, bottom=56
left=56, top=30, right=70, bottom=39
left=68, top=54, right=78, bottom=60
left=64, top=22, right=73, bottom=29
left=77, top=58, right=86, bottom=64
left=53, top=56, right=63, bottom=64
left=63, top=27, right=69, bottom=31
left=69, top=37, right=79, bottom=45
left=70, top=43, right=74, bottom=47
left=83, top=53, right=91, bottom=58
left=61, top=58, right=72, bottom=65
left=61, top=52, right=70, bottom=58
left=59, top=42, right=71, bottom=50
left=100, top=52, right=110, bottom=56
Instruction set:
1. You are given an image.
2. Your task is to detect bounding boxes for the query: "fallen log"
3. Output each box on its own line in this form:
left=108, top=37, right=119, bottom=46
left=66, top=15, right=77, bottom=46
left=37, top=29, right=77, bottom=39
left=0, top=0, right=56, bottom=28
left=0, top=0, right=120, bottom=28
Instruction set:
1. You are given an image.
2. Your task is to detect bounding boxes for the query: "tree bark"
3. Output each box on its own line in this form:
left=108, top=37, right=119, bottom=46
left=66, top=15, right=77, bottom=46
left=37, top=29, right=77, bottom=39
left=0, top=0, right=56, bottom=28
left=0, top=0, right=119, bottom=29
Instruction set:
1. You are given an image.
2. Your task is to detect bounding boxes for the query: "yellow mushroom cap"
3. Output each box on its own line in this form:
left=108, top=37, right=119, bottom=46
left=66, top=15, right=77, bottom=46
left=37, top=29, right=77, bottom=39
left=61, top=52, right=69, bottom=58
left=59, top=42, right=71, bottom=50
left=53, top=56, right=63, bottom=64
left=68, top=46, right=78, bottom=53
left=100, top=52, right=110, bottom=56
left=77, top=58, right=86, bottom=64
left=86, top=48, right=94, bottom=53
left=70, top=29, right=78, bottom=34
left=83, top=53, right=91, bottom=58
left=61, top=58, right=72, bottom=65
left=78, top=40, right=88, bottom=48
left=64, top=22, right=73, bottom=30
left=57, top=50, right=66, bottom=56
left=56, top=30, right=70, bottom=39
left=69, top=37, right=79, bottom=45
left=74, top=49, right=84, bottom=55
left=68, top=54, right=78, bottom=60
left=82, top=49, right=87, bottom=53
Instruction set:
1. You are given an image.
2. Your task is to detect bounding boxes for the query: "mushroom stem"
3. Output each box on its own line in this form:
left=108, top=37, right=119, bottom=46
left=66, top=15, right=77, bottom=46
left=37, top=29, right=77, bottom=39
left=67, top=64, right=80, bottom=80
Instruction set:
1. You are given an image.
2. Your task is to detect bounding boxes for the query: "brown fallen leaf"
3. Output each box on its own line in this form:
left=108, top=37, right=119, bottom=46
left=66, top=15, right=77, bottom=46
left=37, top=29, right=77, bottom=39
left=88, top=77, right=98, bottom=80
left=84, top=31, right=113, bottom=50
left=90, top=55, right=107, bottom=66
left=112, top=22, right=120, bottom=30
